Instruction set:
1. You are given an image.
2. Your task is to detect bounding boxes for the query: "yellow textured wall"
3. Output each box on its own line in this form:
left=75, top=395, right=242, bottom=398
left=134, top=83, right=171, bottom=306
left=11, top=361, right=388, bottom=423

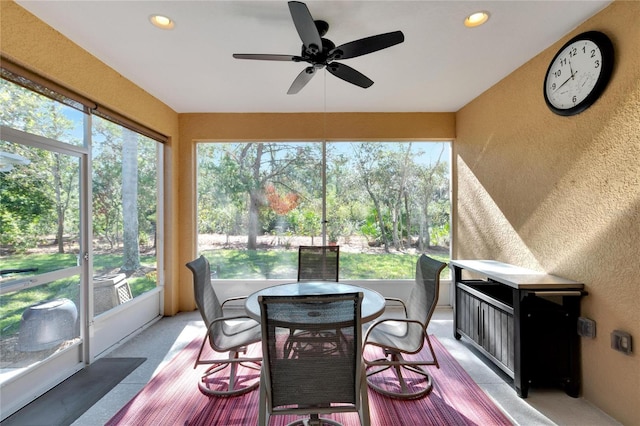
left=454, top=2, right=639, bottom=424
left=0, top=0, right=182, bottom=315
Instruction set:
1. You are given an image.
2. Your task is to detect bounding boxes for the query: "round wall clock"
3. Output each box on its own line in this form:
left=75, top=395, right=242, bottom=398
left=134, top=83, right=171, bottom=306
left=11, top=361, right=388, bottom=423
left=543, top=30, right=614, bottom=116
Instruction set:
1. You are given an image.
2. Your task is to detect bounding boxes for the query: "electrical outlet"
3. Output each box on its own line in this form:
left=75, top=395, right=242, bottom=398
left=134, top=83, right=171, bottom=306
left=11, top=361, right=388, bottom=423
left=611, top=330, right=632, bottom=354
left=577, top=317, right=596, bottom=338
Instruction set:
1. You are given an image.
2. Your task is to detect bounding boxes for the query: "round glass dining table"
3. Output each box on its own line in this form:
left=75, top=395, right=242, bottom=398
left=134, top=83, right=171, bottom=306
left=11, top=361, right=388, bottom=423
left=244, top=281, right=386, bottom=323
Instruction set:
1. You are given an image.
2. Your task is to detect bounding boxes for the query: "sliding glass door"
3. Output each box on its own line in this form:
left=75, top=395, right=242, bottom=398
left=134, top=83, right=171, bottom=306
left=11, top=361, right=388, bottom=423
left=0, top=134, right=85, bottom=363
left=0, top=75, right=164, bottom=419
left=0, top=81, right=88, bottom=415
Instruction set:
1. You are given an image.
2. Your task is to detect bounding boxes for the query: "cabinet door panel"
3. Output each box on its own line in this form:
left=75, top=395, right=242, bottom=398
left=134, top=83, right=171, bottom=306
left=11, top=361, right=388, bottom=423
left=482, top=302, right=514, bottom=371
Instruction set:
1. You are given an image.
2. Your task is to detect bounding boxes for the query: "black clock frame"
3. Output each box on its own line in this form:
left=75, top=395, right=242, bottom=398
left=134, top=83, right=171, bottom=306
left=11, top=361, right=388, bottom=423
left=543, top=30, right=614, bottom=116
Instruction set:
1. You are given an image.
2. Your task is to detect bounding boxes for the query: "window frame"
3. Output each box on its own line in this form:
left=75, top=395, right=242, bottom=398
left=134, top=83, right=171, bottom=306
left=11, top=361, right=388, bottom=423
left=195, top=139, right=452, bottom=284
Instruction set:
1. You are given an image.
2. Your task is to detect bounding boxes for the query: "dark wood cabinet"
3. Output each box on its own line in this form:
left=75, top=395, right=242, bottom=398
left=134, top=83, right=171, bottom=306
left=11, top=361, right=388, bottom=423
left=451, top=260, right=585, bottom=398
left=457, top=281, right=515, bottom=374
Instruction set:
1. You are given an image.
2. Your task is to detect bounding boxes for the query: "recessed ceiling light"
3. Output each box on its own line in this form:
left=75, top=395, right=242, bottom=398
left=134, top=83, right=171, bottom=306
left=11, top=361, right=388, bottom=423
left=464, top=11, right=490, bottom=28
left=150, top=14, right=175, bottom=30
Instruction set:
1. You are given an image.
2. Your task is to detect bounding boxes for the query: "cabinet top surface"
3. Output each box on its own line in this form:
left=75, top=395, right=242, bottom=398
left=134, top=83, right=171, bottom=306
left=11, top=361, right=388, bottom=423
left=450, top=260, right=584, bottom=289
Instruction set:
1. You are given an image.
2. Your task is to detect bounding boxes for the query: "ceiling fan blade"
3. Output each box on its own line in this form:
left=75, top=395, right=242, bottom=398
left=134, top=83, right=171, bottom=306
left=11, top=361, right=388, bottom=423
left=331, top=31, right=404, bottom=60
left=326, top=63, right=373, bottom=88
left=288, top=1, right=322, bottom=54
left=233, top=54, right=298, bottom=61
left=287, top=67, right=317, bottom=94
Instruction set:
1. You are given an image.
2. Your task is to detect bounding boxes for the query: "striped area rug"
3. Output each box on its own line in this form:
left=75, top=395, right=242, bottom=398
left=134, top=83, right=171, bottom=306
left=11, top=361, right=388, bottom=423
left=106, top=336, right=512, bottom=425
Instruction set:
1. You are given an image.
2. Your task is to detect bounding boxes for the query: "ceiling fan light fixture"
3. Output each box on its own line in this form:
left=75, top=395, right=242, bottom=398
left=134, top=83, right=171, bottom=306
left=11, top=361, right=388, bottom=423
left=149, top=14, right=175, bottom=30
left=233, top=1, right=404, bottom=94
left=464, top=11, right=490, bottom=28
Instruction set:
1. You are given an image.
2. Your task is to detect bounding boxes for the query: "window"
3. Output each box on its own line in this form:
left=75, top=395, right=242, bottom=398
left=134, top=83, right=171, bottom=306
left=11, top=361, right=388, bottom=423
left=196, top=141, right=450, bottom=281
left=91, top=116, right=161, bottom=315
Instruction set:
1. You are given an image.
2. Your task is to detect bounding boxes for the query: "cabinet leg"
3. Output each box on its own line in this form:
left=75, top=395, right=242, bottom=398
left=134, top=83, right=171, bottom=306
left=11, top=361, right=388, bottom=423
left=516, top=384, right=529, bottom=399
left=454, top=331, right=461, bottom=340
left=565, top=380, right=580, bottom=398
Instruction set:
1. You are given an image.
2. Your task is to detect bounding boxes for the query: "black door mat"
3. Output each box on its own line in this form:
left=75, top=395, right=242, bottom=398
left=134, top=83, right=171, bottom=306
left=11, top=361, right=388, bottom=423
left=2, top=357, right=146, bottom=426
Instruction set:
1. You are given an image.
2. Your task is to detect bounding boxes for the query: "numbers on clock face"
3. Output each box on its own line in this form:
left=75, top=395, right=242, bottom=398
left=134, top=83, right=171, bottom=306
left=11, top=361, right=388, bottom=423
left=545, top=39, right=603, bottom=110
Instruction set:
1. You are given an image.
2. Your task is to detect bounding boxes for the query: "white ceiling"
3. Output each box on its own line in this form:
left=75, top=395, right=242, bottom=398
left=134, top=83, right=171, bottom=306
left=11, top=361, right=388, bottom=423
left=15, top=1, right=612, bottom=113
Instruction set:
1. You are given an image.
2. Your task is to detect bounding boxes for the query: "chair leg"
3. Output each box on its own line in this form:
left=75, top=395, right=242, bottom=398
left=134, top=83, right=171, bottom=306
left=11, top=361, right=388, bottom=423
left=228, top=355, right=239, bottom=390
left=198, top=349, right=261, bottom=397
left=424, top=334, right=440, bottom=369
left=359, top=369, right=371, bottom=426
left=285, top=415, right=342, bottom=426
left=258, top=372, right=268, bottom=426
left=392, top=362, right=409, bottom=394
left=365, top=351, right=435, bottom=399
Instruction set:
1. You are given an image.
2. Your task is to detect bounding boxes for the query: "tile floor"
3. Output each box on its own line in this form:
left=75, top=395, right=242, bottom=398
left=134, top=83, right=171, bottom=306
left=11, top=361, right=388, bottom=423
left=72, top=308, right=620, bottom=426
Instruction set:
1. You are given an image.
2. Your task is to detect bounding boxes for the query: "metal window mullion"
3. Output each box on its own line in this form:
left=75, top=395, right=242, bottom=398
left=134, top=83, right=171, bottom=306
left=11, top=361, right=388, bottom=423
left=156, top=142, right=165, bottom=316
left=322, top=140, right=327, bottom=245
left=81, top=112, right=93, bottom=362
left=0, top=125, right=89, bottom=158
left=0, top=267, right=82, bottom=295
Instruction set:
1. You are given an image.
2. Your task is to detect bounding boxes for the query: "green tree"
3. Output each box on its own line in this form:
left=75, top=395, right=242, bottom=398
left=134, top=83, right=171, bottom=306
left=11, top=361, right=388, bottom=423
left=199, top=143, right=319, bottom=250
left=0, top=157, right=54, bottom=249
left=412, top=144, right=448, bottom=250
left=353, top=143, right=391, bottom=251
left=92, top=118, right=124, bottom=248
left=0, top=80, right=80, bottom=253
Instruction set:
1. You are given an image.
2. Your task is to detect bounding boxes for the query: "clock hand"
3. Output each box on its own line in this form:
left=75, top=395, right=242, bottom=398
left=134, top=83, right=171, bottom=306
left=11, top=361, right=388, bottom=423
left=568, top=59, right=574, bottom=78
left=554, top=70, right=578, bottom=93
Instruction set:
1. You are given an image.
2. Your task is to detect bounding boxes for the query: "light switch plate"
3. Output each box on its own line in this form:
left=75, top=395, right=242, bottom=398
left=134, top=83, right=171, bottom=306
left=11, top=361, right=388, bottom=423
left=611, top=330, right=632, bottom=354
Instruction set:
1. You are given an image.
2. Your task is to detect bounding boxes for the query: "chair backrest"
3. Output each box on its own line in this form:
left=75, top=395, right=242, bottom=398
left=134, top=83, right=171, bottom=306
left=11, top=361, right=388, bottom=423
left=185, top=255, right=224, bottom=347
left=297, top=245, right=339, bottom=282
left=259, top=292, right=363, bottom=409
left=406, top=254, right=447, bottom=330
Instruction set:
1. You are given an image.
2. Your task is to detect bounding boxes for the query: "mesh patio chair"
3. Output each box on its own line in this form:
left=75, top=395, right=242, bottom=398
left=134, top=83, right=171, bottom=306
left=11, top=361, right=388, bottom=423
left=186, top=255, right=262, bottom=397
left=294, top=245, right=341, bottom=356
left=257, top=292, right=370, bottom=426
left=362, top=254, right=447, bottom=399
left=297, top=245, right=340, bottom=282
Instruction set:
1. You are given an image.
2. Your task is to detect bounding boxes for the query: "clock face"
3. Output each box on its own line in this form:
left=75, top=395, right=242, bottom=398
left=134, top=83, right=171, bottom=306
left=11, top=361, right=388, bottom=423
left=544, top=31, right=613, bottom=116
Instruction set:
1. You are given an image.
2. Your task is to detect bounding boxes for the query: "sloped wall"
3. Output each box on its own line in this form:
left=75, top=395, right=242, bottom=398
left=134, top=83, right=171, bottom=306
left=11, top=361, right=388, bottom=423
left=454, top=2, right=639, bottom=423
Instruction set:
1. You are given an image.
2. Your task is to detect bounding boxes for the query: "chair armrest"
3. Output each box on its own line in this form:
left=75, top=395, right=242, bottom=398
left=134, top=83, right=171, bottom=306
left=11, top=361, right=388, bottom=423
left=384, top=297, right=408, bottom=317
left=207, top=314, right=260, bottom=336
left=209, top=314, right=256, bottom=325
left=221, top=295, right=249, bottom=311
left=221, top=295, right=248, bottom=306
left=363, top=317, right=424, bottom=343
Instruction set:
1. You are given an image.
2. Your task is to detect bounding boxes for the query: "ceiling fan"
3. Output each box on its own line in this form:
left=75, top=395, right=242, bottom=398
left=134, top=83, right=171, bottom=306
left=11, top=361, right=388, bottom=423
left=233, top=1, right=405, bottom=94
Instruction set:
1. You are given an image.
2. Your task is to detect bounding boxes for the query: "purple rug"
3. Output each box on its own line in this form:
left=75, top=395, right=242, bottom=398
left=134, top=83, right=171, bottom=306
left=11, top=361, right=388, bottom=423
left=106, top=335, right=512, bottom=425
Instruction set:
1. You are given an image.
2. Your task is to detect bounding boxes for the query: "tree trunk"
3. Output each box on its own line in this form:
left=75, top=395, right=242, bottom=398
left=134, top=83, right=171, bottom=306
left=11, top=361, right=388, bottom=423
left=404, top=192, right=412, bottom=248
left=376, top=201, right=389, bottom=252
left=246, top=144, right=263, bottom=250
left=368, top=194, right=389, bottom=252
left=247, top=189, right=260, bottom=250
left=393, top=145, right=411, bottom=251
left=391, top=207, right=400, bottom=249
left=121, top=129, right=140, bottom=272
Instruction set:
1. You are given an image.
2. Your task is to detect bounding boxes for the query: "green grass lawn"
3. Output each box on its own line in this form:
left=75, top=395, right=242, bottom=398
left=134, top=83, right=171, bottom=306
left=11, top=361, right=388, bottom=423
left=1, top=248, right=449, bottom=336
left=0, top=253, right=157, bottom=336
left=201, top=248, right=449, bottom=280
